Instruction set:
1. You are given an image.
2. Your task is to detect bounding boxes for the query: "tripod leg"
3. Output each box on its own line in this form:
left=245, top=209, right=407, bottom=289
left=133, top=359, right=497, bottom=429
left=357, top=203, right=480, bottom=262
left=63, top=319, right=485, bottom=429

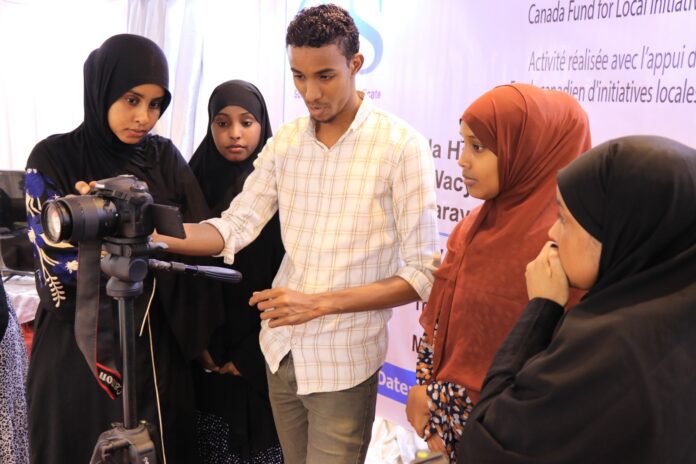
left=118, top=297, right=138, bottom=429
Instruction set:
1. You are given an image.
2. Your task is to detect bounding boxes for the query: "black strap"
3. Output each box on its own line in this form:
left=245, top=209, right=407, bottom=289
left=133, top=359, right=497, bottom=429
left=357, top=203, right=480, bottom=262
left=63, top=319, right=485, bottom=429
left=75, top=241, right=122, bottom=399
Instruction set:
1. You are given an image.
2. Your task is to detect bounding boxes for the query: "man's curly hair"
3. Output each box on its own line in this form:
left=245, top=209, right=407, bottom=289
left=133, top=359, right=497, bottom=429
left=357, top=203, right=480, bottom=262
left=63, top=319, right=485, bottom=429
left=286, top=4, right=360, bottom=60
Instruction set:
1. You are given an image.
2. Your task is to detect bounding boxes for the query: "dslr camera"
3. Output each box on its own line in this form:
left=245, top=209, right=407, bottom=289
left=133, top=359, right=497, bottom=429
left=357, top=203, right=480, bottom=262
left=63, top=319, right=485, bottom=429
left=41, top=174, right=184, bottom=244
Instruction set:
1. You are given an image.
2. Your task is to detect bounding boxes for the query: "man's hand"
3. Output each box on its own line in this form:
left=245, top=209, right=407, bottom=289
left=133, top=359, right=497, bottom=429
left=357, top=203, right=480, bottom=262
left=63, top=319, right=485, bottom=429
left=75, top=180, right=96, bottom=195
left=525, top=241, right=569, bottom=306
left=406, top=384, right=430, bottom=438
left=250, top=287, right=325, bottom=327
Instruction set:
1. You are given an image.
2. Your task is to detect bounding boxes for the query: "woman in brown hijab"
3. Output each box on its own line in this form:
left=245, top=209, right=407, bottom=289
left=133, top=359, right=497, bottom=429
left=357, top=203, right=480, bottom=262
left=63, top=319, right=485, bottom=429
left=406, top=83, right=591, bottom=461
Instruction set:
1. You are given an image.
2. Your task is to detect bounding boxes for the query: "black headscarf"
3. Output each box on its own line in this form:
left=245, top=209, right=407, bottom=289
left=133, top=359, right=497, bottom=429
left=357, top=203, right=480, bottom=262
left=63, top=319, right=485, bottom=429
left=558, top=135, right=696, bottom=297
left=189, top=79, right=272, bottom=216
left=458, top=136, right=696, bottom=463
left=83, top=33, right=172, bottom=172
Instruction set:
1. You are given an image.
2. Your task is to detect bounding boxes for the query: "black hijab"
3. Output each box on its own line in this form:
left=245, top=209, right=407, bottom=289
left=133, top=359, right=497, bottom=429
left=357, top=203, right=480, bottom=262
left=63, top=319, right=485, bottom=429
left=83, top=34, right=171, bottom=164
left=189, top=79, right=272, bottom=216
left=559, top=135, right=696, bottom=297
left=458, top=136, right=696, bottom=463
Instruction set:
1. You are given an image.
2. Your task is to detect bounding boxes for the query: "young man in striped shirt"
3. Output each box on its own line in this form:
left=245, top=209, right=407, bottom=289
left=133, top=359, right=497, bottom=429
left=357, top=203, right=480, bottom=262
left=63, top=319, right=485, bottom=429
left=157, top=4, right=438, bottom=463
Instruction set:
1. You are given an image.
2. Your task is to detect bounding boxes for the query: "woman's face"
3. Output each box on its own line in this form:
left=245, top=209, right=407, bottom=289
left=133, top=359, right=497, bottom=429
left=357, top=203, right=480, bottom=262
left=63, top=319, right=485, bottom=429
left=211, top=105, right=262, bottom=162
left=107, top=84, right=165, bottom=144
left=457, top=120, right=500, bottom=200
left=548, top=187, right=602, bottom=289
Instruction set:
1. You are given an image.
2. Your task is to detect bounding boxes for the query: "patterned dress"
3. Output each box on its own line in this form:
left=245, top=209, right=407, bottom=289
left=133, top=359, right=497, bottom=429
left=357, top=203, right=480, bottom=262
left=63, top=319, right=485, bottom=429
left=0, top=283, right=29, bottom=464
left=416, top=331, right=473, bottom=462
left=195, top=410, right=283, bottom=464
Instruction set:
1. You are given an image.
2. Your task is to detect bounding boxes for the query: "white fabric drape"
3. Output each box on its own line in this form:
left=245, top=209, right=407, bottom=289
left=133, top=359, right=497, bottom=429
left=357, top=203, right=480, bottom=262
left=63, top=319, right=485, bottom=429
left=127, top=0, right=205, bottom=157
left=0, top=0, right=128, bottom=170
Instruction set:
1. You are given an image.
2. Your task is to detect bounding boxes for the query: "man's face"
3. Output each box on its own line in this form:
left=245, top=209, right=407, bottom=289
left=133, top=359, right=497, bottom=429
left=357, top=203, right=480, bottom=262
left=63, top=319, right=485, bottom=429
left=288, top=44, right=361, bottom=124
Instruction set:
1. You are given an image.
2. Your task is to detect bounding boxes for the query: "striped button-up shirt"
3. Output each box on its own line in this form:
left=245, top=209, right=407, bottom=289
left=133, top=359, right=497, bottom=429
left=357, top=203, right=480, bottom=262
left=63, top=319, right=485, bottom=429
left=205, top=94, right=438, bottom=394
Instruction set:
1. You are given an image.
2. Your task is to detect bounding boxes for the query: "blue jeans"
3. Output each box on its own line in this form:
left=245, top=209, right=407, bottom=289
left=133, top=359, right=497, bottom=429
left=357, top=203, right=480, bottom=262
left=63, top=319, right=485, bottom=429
left=266, top=353, right=379, bottom=464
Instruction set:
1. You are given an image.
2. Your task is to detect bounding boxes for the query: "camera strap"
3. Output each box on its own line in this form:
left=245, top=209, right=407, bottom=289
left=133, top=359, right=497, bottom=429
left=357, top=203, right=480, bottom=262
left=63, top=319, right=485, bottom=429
left=75, top=241, right=122, bottom=399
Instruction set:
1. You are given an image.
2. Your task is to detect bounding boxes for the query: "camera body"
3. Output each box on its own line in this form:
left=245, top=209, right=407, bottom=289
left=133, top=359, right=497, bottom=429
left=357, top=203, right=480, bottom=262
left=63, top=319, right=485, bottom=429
left=41, top=174, right=184, bottom=244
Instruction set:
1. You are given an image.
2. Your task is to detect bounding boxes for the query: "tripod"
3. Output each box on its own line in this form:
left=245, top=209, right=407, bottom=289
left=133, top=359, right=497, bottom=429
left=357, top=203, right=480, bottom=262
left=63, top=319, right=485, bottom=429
left=89, top=238, right=240, bottom=463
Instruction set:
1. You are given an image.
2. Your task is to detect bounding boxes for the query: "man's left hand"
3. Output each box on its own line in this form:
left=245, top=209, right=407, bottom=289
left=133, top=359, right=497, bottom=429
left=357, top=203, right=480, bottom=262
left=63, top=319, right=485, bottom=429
left=250, top=287, right=325, bottom=327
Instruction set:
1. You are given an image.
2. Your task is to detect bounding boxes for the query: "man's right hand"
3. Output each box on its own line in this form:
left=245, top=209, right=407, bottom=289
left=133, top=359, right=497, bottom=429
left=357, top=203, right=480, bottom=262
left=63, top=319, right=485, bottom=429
left=75, top=180, right=96, bottom=195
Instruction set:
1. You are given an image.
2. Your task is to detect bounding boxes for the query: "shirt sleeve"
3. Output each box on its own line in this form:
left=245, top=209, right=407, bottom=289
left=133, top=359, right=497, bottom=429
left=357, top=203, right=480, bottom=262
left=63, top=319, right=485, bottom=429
left=391, top=133, right=439, bottom=301
left=203, top=137, right=279, bottom=265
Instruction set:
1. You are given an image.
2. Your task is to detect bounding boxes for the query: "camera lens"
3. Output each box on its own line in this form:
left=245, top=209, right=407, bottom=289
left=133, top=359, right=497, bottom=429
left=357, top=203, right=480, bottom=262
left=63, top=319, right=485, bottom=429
left=42, top=200, right=72, bottom=243
left=41, top=195, right=119, bottom=243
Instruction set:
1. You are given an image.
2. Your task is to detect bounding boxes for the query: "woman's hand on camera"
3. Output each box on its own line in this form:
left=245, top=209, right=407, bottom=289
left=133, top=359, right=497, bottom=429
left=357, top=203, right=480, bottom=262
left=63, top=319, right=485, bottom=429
left=525, top=241, right=569, bottom=306
left=74, top=180, right=96, bottom=195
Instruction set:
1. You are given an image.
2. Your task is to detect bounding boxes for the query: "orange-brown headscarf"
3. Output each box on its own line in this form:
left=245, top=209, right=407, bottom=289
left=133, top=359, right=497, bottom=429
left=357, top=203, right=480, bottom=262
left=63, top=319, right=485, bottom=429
left=419, top=83, right=591, bottom=402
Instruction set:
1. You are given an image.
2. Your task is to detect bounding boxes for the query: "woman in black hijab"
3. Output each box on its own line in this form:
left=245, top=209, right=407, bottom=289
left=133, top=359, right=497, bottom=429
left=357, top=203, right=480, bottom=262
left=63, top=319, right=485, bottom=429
left=457, top=135, right=696, bottom=463
left=24, top=34, right=221, bottom=464
left=189, top=80, right=284, bottom=464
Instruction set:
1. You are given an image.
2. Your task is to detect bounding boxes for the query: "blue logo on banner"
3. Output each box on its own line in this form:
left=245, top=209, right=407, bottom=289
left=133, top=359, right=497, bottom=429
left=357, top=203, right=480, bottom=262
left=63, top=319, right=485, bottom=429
left=295, top=0, right=383, bottom=74
left=378, top=362, right=416, bottom=404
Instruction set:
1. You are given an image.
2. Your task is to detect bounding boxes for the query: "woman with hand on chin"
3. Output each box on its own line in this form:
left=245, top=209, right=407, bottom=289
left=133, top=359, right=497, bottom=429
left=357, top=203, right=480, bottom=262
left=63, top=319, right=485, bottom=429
left=458, top=135, right=696, bottom=463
